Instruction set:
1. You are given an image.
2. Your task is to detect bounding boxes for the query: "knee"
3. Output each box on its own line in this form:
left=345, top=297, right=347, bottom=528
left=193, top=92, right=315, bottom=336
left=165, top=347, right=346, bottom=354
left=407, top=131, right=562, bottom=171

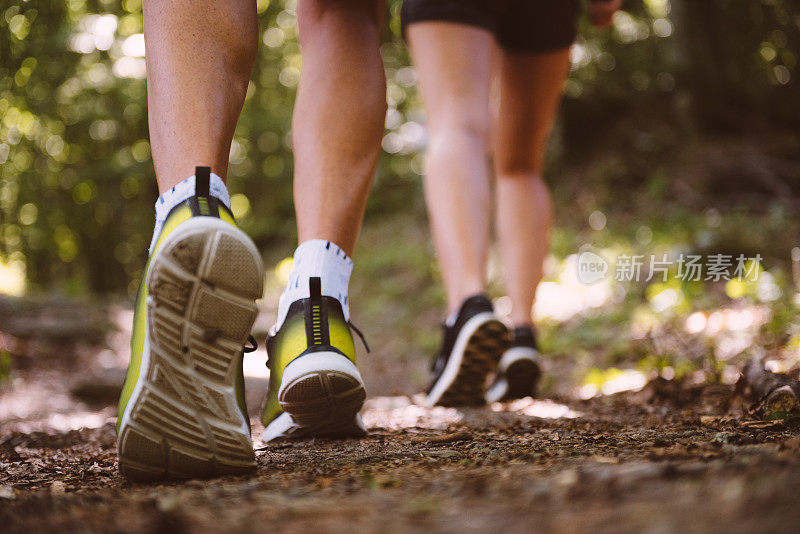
left=429, top=113, right=491, bottom=149
left=494, top=144, right=547, bottom=177
left=494, top=123, right=551, bottom=176
left=220, top=20, right=258, bottom=79
left=298, top=0, right=384, bottom=37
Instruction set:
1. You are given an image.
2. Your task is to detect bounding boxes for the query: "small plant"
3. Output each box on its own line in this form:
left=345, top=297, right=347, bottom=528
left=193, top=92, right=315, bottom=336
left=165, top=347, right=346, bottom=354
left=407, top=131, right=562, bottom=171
left=0, top=349, right=11, bottom=384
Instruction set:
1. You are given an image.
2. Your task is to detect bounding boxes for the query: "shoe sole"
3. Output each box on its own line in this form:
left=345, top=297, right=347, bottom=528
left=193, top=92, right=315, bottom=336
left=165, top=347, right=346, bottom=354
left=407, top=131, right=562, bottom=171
left=276, top=351, right=367, bottom=438
left=118, top=218, right=264, bottom=481
left=426, top=313, right=508, bottom=407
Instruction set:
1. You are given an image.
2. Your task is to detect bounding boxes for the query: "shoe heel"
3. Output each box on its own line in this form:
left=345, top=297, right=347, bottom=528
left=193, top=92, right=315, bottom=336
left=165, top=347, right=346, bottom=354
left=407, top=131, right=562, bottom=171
left=278, top=351, right=366, bottom=433
left=503, top=358, right=541, bottom=399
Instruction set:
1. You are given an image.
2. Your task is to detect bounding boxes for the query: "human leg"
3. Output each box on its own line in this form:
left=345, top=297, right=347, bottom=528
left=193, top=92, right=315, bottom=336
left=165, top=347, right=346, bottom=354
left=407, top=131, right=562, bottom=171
left=144, top=0, right=258, bottom=192
left=292, top=0, right=387, bottom=257
left=117, top=1, right=263, bottom=480
left=493, top=48, right=571, bottom=328
left=262, top=0, right=388, bottom=440
left=486, top=47, right=571, bottom=402
left=406, top=21, right=494, bottom=316
left=405, top=19, right=509, bottom=406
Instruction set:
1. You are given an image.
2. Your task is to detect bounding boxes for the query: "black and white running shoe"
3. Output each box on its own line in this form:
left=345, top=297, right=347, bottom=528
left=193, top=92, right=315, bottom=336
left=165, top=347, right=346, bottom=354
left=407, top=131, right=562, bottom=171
left=425, top=295, right=508, bottom=407
left=485, top=326, right=542, bottom=403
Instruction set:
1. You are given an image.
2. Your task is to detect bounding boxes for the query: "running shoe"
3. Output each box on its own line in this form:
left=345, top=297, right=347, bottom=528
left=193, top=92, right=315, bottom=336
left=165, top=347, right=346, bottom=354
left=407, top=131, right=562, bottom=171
left=260, top=277, right=367, bottom=442
left=117, top=167, right=264, bottom=481
left=485, top=326, right=542, bottom=403
left=425, top=294, right=508, bottom=407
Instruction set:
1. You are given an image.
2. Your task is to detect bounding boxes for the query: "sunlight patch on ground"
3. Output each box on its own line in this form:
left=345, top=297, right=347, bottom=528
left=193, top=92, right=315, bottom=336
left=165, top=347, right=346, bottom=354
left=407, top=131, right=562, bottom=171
left=489, top=398, right=581, bottom=419
left=0, top=375, right=115, bottom=433
left=108, top=307, right=134, bottom=367
left=42, top=410, right=114, bottom=433
left=362, top=396, right=463, bottom=430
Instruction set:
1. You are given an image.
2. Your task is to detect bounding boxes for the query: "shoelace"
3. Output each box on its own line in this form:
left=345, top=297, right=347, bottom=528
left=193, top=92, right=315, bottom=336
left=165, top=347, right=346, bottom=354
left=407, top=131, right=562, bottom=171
left=348, top=321, right=370, bottom=353
left=243, top=335, right=258, bottom=353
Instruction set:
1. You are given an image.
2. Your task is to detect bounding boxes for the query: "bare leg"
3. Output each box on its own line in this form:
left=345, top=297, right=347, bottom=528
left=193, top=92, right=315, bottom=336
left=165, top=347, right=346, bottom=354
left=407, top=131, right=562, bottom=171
left=493, top=49, right=571, bottom=327
left=406, top=23, right=494, bottom=314
left=293, top=0, right=387, bottom=256
left=144, top=0, right=257, bottom=193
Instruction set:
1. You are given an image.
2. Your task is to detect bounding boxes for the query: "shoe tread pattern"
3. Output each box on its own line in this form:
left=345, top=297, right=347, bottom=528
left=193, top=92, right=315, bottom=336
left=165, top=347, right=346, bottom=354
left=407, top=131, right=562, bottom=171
left=279, top=366, right=366, bottom=438
left=119, top=225, right=263, bottom=481
left=436, top=320, right=508, bottom=407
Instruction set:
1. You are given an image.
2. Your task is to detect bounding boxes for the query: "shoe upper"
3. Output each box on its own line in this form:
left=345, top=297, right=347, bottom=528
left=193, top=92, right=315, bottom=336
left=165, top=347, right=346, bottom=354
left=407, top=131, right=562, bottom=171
left=485, top=325, right=542, bottom=403
left=497, top=326, right=541, bottom=372
left=116, top=167, right=244, bottom=432
left=427, top=294, right=496, bottom=391
left=510, top=326, right=538, bottom=350
left=261, top=277, right=357, bottom=426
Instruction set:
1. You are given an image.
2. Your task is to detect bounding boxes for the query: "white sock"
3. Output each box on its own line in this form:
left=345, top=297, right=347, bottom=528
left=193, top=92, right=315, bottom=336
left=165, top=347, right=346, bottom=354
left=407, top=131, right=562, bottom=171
left=149, top=172, right=230, bottom=254
left=275, top=239, right=353, bottom=329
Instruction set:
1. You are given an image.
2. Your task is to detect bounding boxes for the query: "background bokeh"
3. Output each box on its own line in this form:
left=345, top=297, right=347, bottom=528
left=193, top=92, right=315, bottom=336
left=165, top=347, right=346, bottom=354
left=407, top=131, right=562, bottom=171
left=2, top=0, right=800, bottom=396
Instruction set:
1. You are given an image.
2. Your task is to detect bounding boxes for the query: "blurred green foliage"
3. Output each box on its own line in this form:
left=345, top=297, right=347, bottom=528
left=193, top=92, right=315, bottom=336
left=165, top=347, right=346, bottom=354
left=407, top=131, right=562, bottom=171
left=1, top=0, right=798, bottom=297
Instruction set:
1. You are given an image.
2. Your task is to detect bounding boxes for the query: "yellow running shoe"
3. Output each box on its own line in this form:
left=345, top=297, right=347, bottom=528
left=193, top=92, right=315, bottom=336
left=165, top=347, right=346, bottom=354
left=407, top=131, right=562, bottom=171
left=260, top=277, right=367, bottom=442
left=117, top=167, right=264, bottom=481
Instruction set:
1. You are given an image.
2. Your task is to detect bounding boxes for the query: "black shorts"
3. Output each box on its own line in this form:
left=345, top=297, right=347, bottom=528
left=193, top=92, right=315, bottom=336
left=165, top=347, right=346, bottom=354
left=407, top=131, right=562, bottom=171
left=401, top=0, right=581, bottom=52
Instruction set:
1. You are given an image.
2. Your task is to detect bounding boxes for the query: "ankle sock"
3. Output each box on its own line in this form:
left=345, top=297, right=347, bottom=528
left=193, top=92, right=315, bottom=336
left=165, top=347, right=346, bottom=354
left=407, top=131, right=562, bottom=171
left=275, top=239, right=353, bottom=329
left=149, top=171, right=230, bottom=254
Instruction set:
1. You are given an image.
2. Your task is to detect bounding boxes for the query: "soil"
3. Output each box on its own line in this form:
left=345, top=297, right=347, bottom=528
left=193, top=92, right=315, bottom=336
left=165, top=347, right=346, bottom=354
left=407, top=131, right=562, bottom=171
left=2, top=305, right=800, bottom=533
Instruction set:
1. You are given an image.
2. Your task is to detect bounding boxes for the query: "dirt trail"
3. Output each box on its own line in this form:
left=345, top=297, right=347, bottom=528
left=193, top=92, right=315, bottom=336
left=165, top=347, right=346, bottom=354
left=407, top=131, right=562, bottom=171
left=3, top=380, right=800, bottom=533
left=2, top=302, right=800, bottom=532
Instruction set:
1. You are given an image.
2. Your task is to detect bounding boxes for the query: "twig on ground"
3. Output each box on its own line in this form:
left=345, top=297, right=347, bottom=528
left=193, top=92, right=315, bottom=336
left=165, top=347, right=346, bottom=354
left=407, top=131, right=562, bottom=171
left=739, top=360, right=800, bottom=421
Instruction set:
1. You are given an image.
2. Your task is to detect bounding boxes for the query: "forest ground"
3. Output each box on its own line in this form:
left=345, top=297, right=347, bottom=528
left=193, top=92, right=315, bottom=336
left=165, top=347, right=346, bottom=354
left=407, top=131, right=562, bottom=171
left=2, top=302, right=800, bottom=534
